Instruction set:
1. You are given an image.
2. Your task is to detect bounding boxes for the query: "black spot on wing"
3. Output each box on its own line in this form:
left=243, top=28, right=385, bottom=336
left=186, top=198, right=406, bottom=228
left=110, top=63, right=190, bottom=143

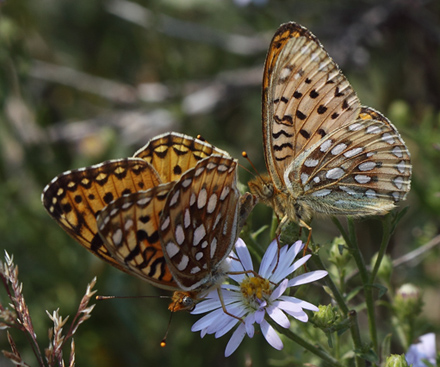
left=273, top=130, right=293, bottom=139
left=274, top=142, right=293, bottom=151
left=296, top=111, right=307, bottom=120
left=317, top=105, right=327, bottom=114
left=310, top=89, right=319, bottom=98
left=300, top=130, right=310, bottom=139
left=103, top=192, right=114, bottom=204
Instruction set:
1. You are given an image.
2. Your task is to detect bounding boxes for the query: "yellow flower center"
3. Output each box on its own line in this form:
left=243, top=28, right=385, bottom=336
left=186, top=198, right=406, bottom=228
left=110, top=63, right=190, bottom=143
left=240, top=276, right=272, bottom=309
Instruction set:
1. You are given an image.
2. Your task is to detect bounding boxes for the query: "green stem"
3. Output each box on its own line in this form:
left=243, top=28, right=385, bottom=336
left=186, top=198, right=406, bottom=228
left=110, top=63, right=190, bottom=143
left=311, top=255, right=349, bottom=316
left=270, top=212, right=278, bottom=239
left=348, top=310, right=365, bottom=367
left=369, top=216, right=392, bottom=284
left=267, top=319, right=343, bottom=367
left=347, top=218, right=378, bottom=356
left=311, top=253, right=364, bottom=367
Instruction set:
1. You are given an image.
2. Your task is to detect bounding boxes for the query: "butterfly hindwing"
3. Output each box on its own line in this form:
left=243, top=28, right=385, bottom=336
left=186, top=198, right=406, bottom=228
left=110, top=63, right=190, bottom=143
left=96, top=182, right=178, bottom=290
left=294, top=108, right=411, bottom=215
left=160, top=156, right=240, bottom=291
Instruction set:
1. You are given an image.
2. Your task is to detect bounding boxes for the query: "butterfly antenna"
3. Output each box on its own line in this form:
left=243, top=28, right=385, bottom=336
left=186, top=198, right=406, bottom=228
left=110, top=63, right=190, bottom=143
left=95, top=294, right=175, bottom=347
left=242, top=151, right=266, bottom=183
left=196, top=134, right=206, bottom=142
left=96, top=295, right=172, bottom=300
left=160, top=299, right=181, bottom=347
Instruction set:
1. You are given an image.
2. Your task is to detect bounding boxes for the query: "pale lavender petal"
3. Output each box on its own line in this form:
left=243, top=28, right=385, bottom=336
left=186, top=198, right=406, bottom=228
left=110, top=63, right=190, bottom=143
left=192, top=289, right=242, bottom=314
left=273, top=280, right=289, bottom=300
left=270, top=279, right=288, bottom=301
left=260, top=319, right=283, bottom=350
left=220, top=284, right=241, bottom=292
left=266, top=305, right=290, bottom=328
left=288, top=240, right=304, bottom=259
left=214, top=317, right=240, bottom=337
left=235, top=238, right=254, bottom=271
left=192, top=308, right=225, bottom=331
left=282, top=307, right=308, bottom=322
left=270, top=245, right=292, bottom=282
left=255, top=308, right=265, bottom=324
left=288, top=270, right=328, bottom=287
left=272, top=300, right=302, bottom=313
left=225, top=323, right=247, bottom=357
left=288, top=254, right=311, bottom=274
left=406, top=333, right=437, bottom=367
left=213, top=305, right=247, bottom=337
left=228, top=252, right=247, bottom=283
left=245, top=316, right=255, bottom=337
left=280, top=295, right=319, bottom=311
left=191, top=300, right=220, bottom=314
left=259, top=239, right=278, bottom=278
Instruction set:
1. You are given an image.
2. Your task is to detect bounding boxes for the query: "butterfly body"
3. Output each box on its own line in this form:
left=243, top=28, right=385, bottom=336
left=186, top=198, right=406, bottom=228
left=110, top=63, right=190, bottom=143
left=249, top=22, right=411, bottom=230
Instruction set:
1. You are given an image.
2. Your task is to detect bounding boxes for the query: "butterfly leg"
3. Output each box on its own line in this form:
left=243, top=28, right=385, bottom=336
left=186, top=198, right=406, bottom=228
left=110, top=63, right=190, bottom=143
left=272, top=214, right=289, bottom=271
left=216, top=288, right=244, bottom=323
left=299, top=219, right=312, bottom=255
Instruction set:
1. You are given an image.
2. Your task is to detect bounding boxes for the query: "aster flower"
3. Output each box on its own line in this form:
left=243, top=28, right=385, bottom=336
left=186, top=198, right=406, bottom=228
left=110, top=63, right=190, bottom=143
left=406, top=333, right=437, bottom=367
left=191, top=238, right=328, bottom=356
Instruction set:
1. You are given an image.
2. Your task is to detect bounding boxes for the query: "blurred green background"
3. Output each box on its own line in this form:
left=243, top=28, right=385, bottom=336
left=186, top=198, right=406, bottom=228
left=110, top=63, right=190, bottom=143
left=1, top=0, right=440, bottom=365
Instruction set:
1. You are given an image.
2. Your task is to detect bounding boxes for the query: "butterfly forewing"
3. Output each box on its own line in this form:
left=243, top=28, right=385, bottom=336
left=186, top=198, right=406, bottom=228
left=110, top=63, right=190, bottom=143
left=41, top=159, right=161, bottom=270
left=134, top=132, right=230, bottom=183
left=160, top=156, right=240, bottom=292
left=264, top=22, right=361, bottom=189
left=96, top=182, right=179, bottom=290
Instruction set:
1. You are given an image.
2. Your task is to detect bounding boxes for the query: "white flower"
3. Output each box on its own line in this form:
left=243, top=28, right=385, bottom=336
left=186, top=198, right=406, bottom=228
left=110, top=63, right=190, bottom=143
left=191, top=238, right=328, bottom=356
left=406, top=333, right=437, bottom=367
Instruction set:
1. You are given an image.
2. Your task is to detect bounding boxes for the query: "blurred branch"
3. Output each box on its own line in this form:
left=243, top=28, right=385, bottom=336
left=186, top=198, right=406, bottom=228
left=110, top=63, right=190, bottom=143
left=346, top=234, right=440, bottom=281
left=30, top=60, right=139, bottom=104
left=106, top=0, right=267, bottom=55
left=29, top=58, right=261, bottom=145
left=46, top=109, right=177, bottom=147
left=392, top=233, right=440, bottom=267
left=182, top=66, right=261, bottom=115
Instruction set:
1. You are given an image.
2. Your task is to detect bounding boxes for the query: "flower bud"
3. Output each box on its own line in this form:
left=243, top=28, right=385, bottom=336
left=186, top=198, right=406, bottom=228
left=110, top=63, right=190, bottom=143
left=328, top=236, right=351, bottom=268
left=394, top=284, right=423, bottom=320
left=385, top=354, right=410, bottom=367
left=312, top=304, right=339, bottom=329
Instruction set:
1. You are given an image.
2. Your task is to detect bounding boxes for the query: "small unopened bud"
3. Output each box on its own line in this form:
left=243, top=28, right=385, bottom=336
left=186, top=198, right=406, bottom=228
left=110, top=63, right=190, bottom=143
left=394, top=284, right=423, bottom=320
left=312, top=305, right=339, bottom=329
left=385, top=354, right=410, bottom=367
left=328, top=236, right=351, bottom=268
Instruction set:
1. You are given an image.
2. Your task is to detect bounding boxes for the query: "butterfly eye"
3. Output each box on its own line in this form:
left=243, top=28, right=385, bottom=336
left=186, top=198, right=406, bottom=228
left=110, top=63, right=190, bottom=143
left=181, top=296, right=196, bottom=311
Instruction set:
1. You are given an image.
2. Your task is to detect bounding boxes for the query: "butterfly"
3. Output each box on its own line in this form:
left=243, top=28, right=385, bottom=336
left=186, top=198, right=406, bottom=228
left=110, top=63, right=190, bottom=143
left=248, top=22, right=412, bottom=236
left=97, top=154, right=256, bottom=311
left=42, top=132, right=255, bottom=311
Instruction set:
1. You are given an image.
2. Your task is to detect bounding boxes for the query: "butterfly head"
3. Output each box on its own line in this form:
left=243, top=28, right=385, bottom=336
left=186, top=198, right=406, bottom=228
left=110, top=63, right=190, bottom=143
left=248, top=173, right=314, bottom=227
left=169, top=291, right=197, bottom=312
left=247, top=173, right=275, bottom=203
